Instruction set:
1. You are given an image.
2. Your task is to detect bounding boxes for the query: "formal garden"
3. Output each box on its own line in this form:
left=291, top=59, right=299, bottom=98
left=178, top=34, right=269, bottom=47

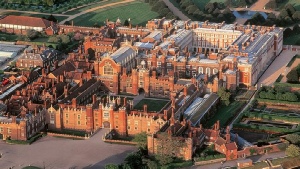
left=134, top=98, right=170, bottom=112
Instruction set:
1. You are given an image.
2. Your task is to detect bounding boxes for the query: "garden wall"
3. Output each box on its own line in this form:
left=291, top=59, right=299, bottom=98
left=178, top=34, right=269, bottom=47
left=194, top=158, right=226, bottom=166
left=47, top=132, right=87, bottom=139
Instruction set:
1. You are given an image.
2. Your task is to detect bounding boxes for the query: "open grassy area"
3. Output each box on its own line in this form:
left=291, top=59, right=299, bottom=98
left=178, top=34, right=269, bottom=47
left=134, top=99, right=169, bottom=112
left=204, top=101, right=245, bottom=128
left=73, top=1, right=160, bottom=27
left=283, top=34, right=300, bottom=45
left=65, top=0, right=121, bottom=15
left=0, top=12, right=68, bottom=23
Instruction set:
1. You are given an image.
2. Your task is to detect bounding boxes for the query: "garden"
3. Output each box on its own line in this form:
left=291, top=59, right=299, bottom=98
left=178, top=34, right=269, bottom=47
left=72, top=1, right=160, bottom=27
left=194, top=144, right=226, bottom=162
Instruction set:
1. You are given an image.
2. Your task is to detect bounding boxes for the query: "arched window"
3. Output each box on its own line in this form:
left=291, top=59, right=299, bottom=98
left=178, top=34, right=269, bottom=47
left=199, top=67, right=203, bottom=74
left=213, top=68, right=218, bottom=74
left=206, top=68, right=211, bottom=76
left=104, top=65, right=113, bottom=75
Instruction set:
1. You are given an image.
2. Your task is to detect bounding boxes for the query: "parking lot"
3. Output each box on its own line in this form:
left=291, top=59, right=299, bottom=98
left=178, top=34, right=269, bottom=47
left=0, top=129, right=136, bottom=169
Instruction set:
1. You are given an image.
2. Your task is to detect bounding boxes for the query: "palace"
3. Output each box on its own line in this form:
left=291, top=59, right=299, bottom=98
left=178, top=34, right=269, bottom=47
left=0, top=17, right=284, bottom=161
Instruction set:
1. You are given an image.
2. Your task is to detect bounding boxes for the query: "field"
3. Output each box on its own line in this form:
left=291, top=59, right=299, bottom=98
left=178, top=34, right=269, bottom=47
left=204, top=101, right=245, bottom=128
left=64, top=0, right=121, bottom=15
left=0, top=12, right=68, bottom=23
left=134, top=99, right=169, bottom=112
left=73, top=1, right=159, bottom=27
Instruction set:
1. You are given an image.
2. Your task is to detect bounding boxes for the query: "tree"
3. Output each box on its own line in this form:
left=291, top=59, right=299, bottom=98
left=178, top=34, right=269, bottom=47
left=292, top=11, right=300, bottom=21
left=47, top=14, right=57, bottom=22
left=204, top=3, right=216, bottom=14
left=87, top=48, right=95, bottom=60
left=285, top=3, right=296, bottom=17
left=26, top=29, right=39, bottom=40
left=287, top=69, right=299, bottom=83
left=284, top=28, right=293, bottom=37
left=285, top=134, right=300, bottom=145
left=146, top=160, right=158, bottom=169
left=48, top=36, right=60, bottom=43
left=217, top=87, right=231, bottom=106
left=123, top=151, right=144, bottom=169
left=283, top=92, right=298, bottom=102
left=132, top=132, right=147, bottom=149
left=58, top=34, right=70, bottom=44
left=105, top=164, right=119, bottom=169
left=286, top=144, right=300, bottom=157
left=124, top=19, right=129, bottom=26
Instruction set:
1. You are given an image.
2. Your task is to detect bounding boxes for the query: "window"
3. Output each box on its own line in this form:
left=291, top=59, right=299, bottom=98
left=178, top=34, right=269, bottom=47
left=66, top=114, right=69, bottom=118
left=8, top=128, right=11, bottom=133
left=0, top=127, right=2, bottom=132
left=77, top=115, right=81, bottom=120
left=134, top=121, right=138, bottom=125
left=147, top=128, right=150, bottom=132
left=128, top=126, right=131, bottom=130
left=157, top=62, right=161, bottom=67
left=115, top=126, right=118, bottom=129
left=135, top=127, right=138, bottom=130
left=199, top=67, right=203, bottom=74
left=103, top=111, right=109, bottom=118
left=167, top=63, right=172, bottom=67
left=50, top=114, right=55, bottom=124
left=77, top=121, right=80, bottom=125
left=66, top=120, right=69, bottom=124
left=206, top=68, right=211, bottom=76
left=104, top=64, right=113, bottom=75
left=213, top=68, right=218, bottom=74
left=147, top=122, right=150, bottom=126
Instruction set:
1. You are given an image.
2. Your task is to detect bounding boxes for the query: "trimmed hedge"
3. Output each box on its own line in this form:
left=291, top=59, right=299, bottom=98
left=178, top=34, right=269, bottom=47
left=6, top=133, right=46, bottom=145
left=257, top=98, right=300, bottom=105
left=274, top=82, right=300, bottom=88
left=233, top=123, right=300, bottom=133
left=194, top=154, right=226, bottom=162
left=47, top=129, right=86, bottom=137
left=245, top=112, right=300, bottom=123
left=161, top=161, right=193, bottom=169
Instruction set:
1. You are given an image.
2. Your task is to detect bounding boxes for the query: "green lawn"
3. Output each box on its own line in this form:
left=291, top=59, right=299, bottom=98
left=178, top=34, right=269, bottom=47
left=134, top=99, right=169, bottom=112
left=0, top=12, right=68, bottom=22
left=0, top=32, right=18, bottom=42
left=65, top=0, right=121, bottom=15
left=204, top=101, right=245, bottom=128
left=73, top=1, right=160, bottom=27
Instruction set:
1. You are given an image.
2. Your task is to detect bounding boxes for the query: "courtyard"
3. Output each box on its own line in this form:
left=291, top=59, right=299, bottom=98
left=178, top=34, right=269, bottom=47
left=0, top=129, right=136, bottom=169
left=133, top=98, right=170, bottom=112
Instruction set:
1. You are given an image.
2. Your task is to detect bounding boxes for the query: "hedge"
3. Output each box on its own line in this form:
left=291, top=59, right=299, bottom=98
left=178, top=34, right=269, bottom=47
left=194, top=154, right=226, bottom=162
left=274, top=82, right=300, bottom=88
left=245, top=112, right=300, bottom=123
left=161, top=161, right=193, bottom=169
left=257, top=98, right=300, bottom=105
left=47, top=129, right=86, bottom=137
left=233, top=123, right=300, bottom=133
left=6, top=133, right=46, bottom=145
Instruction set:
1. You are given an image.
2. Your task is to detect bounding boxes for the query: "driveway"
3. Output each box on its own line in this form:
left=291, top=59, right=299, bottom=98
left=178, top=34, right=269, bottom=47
left=0, top=129, right=136, bottom=169
left=162, top=0, right=189, bottom=21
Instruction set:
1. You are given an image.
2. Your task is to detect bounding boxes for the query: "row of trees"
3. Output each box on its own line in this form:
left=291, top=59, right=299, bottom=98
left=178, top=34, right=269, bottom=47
left=286, top=64, right=300, bottom=83
left=145, top=0, right=177, bottom=19
left=174, top=0, right=236, bottom=23
left=285, top=134, right=300, bottom=157
left=258, top=86, right=299, bottom=102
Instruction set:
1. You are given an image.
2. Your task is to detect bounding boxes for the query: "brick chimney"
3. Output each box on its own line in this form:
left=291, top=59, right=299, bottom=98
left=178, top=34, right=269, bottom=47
left=143, top=104, right=147, bottom=112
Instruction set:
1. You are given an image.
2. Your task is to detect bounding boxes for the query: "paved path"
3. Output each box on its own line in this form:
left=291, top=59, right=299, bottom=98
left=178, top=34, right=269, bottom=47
left=0, top=129, right=136, bottom=169
left=162, top=0, right=189, bottom=21
left=190, top=151, right=286, bottom=169
left=62, top=0, right=109, bottom=14
left=250, top=0, right=270, bottom=11
left=257, top=50, right=297, bottom=88
left=59, top=0, right=135, bottom=24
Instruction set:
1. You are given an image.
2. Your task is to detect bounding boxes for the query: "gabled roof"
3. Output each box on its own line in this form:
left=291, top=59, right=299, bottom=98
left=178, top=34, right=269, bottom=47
left=50, top=61, right=76, bottom=78
left=215, top=137, right=226, bottom=146
left=0, top=15, right=51, bottom=28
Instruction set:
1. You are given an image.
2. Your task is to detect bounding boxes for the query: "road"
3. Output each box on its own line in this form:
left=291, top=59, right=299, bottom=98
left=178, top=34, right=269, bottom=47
left=189, top=152, right=286, bottom=169
left=0, top=129, right=136, bottom=169
left=162, top=0, right=189, bottom=21
left=59, top=0, right=135, bottom=24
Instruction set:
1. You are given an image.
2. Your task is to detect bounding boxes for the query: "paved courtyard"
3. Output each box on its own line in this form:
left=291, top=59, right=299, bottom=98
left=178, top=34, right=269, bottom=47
left=0, top=129, right=136, bottom=169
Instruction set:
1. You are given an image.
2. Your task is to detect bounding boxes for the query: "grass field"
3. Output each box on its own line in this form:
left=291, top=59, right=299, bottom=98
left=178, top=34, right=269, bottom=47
left=134, top=99, right=169, bottom=112
left=72, top=1, right=159, bottom=27
left=64, top=0, right=121, bottom=15
left=204, top=101, right=245, bottom=128
left=0, top=12, right=68, bottom=23
left=283, top=34, right=300, bottom=45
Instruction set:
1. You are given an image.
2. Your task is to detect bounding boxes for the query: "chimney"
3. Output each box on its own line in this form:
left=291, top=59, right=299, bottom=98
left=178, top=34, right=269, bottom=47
left=92, top=94, right=97, bottom=104
left=54, top=60, right=58, bottom=69
left=225, top=126, right=230, bottom=143
left=123, top=97, right=127, bottom=106
left=42, top=68, right=46, bottom=76
left=143, top=104, right=147, bottom=112
left=152, top=71, right=156, bottom=78
left=11, top=116, right=16, bottom=123
left=72, top=98, right=76, bottom=108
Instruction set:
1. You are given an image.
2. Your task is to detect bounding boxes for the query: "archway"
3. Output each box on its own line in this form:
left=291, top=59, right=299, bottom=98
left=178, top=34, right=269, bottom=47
left=103, top=121, right=110, bottom=128
left=138, top=88, right=145, bottom=95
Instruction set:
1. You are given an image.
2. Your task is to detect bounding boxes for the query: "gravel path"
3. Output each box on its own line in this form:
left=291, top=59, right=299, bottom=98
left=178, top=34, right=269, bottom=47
left=162, top=0, right=189, bottom=21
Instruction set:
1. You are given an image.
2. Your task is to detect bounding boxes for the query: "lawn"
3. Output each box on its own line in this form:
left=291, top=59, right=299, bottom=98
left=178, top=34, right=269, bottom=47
left=65, top=0, right=121, bottom=15
left=0, top=12, right=68, bottom=23
left=134, top=99, right=169, bottom=112
left=72, top=1, right=160, bottom=27
left=283, top=34, right=300, bottom=45
left=204, top=101, right=245, bottom=128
